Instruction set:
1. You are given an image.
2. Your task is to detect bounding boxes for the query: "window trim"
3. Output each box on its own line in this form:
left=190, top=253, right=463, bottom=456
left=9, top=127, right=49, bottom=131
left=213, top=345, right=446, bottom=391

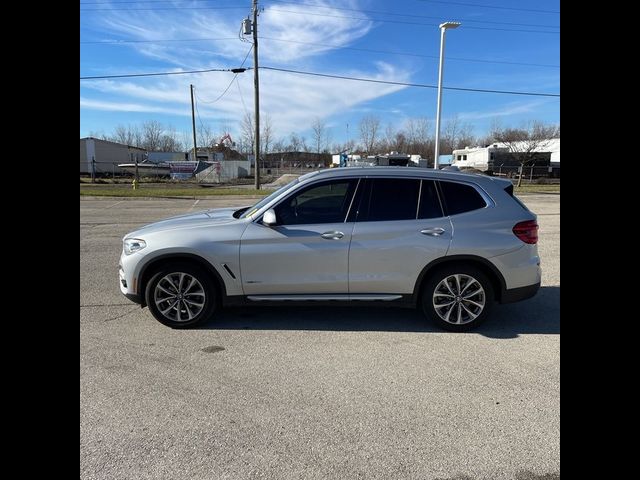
left=256, top=177, right=360, bottom=226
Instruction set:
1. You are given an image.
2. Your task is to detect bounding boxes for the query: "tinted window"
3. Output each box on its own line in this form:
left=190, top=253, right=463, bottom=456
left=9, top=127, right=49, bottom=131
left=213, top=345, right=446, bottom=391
left=439, top=181, right=487, bottom=215
left=418, top=180, right=444, bottom=219
left=274, top=179, right=356, bottom=225
left=364, top=178, right=420, bottom=221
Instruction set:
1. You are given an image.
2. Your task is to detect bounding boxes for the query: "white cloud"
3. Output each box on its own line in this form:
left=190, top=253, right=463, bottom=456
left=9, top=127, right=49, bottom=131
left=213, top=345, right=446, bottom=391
left=457, top=100, right=549, bottom=121
left=81, top=61, right=410, bottom=136
left=81, top=2, right=413, bottom=138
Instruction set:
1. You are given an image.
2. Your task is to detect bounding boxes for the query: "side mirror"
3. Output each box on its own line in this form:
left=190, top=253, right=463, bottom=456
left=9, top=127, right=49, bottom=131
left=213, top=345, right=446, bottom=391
left=262, top=208, right=277, bottom=226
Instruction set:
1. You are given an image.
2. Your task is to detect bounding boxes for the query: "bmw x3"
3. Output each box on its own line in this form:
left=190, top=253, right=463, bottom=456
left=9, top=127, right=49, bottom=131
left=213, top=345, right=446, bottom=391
left=119, top=167, right=540, bottom=331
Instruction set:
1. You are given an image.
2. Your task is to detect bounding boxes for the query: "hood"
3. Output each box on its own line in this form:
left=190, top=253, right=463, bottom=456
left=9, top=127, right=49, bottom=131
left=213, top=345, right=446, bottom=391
left=126, top=206, right=247, bottom=237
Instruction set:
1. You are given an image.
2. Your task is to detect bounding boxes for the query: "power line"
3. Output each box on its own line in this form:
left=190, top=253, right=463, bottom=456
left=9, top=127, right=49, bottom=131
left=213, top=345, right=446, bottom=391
left=260, top=66, right=560, bottom=98
left=81, top=6, right=247, bottom=11
left=265, top=8, right=559, bottom=34
left=417, top=0, right=560, bottom=14
left=79, top=2, right=558, bottom=33
left=259, top=36, right=559, bottom=68
left=194, top=46, right=253, bottom=104
left=80, top=0, right=559, bottom=28
left=264, top=0, right=559, bottom=29
left=236, top=76, right=250, bottom=119
left=80, top=66, right=250, bottom=80
left=81, top=37, right=236, bottom=44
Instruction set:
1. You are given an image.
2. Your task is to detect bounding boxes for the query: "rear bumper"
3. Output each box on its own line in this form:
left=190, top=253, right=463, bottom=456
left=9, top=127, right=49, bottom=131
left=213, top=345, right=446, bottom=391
left=501, top=282, right=540, bottom=304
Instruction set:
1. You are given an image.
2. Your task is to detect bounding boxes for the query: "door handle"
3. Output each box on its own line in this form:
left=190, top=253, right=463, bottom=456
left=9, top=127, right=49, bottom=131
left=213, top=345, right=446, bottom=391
left=321, top=231, right=344, bottom=240
left=420, top=228, right=445, bottom=236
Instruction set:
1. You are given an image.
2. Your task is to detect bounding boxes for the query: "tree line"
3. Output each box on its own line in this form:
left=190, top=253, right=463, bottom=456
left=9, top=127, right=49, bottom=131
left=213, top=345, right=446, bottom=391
left=87, top=116, right=558, bottom=162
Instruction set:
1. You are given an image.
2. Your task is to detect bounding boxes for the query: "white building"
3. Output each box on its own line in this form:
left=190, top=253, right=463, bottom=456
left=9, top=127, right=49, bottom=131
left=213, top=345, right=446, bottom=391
left=452, top=138, right=560, bottom=171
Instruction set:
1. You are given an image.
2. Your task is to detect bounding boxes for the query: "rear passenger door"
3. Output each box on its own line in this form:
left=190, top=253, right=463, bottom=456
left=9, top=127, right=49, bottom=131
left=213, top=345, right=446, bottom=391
left=348, top=177, right=452, bottom=295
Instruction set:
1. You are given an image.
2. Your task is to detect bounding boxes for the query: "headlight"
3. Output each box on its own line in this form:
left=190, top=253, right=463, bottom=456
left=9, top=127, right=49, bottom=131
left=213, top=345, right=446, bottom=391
left=123, top=238, right=147, bottom=255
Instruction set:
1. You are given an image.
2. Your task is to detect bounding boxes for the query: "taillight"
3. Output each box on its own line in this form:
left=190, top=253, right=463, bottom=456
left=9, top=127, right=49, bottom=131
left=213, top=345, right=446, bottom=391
left=513, top=220, right=538, bottom=244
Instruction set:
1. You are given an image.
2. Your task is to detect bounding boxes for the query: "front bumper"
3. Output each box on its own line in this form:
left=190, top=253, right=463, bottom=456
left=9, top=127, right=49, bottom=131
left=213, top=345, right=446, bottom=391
left=119, top=256, right=143, bottom=305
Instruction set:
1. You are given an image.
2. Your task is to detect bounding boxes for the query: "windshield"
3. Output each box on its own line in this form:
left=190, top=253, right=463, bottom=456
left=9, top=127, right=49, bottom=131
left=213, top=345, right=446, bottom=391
left=239, top=178, right=300, bottom=219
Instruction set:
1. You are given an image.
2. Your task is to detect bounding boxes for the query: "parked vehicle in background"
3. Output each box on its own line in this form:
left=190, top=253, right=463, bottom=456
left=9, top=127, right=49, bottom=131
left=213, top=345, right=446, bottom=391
left=119, top=167, right=540, bottom=331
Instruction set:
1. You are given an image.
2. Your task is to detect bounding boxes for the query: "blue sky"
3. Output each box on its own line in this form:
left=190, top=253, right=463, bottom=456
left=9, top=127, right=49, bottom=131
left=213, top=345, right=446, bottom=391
left=80, top=0, right=560, bottom=147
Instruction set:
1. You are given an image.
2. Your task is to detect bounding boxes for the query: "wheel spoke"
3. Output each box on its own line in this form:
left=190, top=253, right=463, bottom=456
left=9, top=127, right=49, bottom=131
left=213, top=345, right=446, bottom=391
left=461, top=303, right=479, bottom=320
left=463, top=299, right=484, bottom=309
left=454, top=275, right=461, bottom=295
left=434, top=300, right=455, bottom=309
left=434, top=292, right=454, bottom=298
left=184, top=299, right=204, bottom=308
left=461, top=278, right=479, bottom=295
left=183, top=277, right=197, bottom=293
left=463, top=288, right=483, bottom=299
left=160, top=300, right=178, bottom=315
left=183, top=301, right=194, bottom=320
left=456, top=304, right=462, bottom=323
left=157, top=284, right=176, bottom=296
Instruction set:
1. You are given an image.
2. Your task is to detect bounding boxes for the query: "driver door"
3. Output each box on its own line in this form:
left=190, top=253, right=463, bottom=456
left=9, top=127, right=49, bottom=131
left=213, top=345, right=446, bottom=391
left=239, top=178, right=359, bottom=295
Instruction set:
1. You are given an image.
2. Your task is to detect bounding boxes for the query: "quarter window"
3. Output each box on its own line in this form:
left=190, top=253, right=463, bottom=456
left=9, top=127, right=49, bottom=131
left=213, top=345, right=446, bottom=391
left=438, top=181, right=487, bottom=215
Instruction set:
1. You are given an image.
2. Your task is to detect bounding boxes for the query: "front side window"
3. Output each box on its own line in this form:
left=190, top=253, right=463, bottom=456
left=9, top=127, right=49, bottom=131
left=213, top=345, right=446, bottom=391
left=273, top=179, right=357, bottom=225
left=362, top=178, right=420, bottom=221
left=438, top=181, right=487, bottom=215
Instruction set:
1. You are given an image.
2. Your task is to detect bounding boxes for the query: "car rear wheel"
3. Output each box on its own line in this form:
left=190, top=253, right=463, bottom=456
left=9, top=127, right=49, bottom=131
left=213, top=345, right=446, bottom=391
left=145, top=263, right=217, bottom=328
left=421, top=266, right=493, bottom=332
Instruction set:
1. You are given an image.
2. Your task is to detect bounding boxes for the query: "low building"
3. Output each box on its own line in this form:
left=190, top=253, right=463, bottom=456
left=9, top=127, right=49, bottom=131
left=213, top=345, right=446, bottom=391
left=80, top=137, right=147, bottom=175
left=453, top=138, right=560, bottom=176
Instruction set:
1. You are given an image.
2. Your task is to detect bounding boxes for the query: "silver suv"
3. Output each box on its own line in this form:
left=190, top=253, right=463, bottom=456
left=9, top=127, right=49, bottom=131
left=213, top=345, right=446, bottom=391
left=119, top=167, right=540, bottom=331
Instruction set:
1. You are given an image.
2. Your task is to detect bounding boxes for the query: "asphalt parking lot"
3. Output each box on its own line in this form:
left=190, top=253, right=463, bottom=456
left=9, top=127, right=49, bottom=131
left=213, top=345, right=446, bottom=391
left=80, top=193, right=559, bottom=480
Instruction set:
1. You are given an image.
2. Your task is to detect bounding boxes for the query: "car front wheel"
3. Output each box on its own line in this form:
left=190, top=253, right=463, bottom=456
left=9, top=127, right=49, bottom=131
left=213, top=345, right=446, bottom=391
left=421, top=266, right=493, bottom=332
left=145, top=263, right=216, bottom=328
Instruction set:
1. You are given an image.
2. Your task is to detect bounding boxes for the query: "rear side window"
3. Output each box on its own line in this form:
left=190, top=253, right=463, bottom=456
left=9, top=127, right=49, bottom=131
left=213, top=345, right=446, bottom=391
left=363, top=178, right=420, bottom=221
left=438, top=181, right=487, bottom=215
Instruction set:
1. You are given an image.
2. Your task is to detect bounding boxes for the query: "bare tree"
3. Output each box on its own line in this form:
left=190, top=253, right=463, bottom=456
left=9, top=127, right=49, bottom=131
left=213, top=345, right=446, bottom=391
left=159, top=125, right=182, bottom=151
left=197, top=123, right=216, bottom=148
left=491, top=121, right=560, bottom=187
left=261, top=114, right=274, bottom=155
left=271, top=138, right=287, bottom=153
left=240, top=113, right=255, bottom=154
left=141, top=120, right=164, bottom=151
left=113, top=124, right=135, bottom=146
left=311, top=117, right=327, bottom=154
left=442, top=115, right=460, bottom=154
left=359, top=115, right=380, bottom=154
left=289, top=132, right=301, bottom=152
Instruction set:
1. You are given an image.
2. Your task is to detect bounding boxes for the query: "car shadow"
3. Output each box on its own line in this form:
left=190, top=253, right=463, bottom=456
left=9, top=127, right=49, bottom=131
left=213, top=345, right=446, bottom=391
left=199, top=286, right=559, bottom=338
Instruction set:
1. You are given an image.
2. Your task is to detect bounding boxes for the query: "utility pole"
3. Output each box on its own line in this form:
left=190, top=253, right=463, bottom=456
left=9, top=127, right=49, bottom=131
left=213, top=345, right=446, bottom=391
left=190, top=84, right=198, bottom=162
left=252, top=0, right=260, bottom=190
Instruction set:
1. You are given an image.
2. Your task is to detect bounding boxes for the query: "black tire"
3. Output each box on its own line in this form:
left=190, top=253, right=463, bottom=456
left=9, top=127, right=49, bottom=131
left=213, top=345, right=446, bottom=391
left=421, top=265, right=494, bottom=332
left=145, top=262, right=217, bottom=329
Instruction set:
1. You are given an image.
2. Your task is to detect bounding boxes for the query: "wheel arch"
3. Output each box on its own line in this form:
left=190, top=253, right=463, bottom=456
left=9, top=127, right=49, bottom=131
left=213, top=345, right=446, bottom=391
left=138, top=253, right=228, bottom=308
left=413, top=255, right=507, bottom=304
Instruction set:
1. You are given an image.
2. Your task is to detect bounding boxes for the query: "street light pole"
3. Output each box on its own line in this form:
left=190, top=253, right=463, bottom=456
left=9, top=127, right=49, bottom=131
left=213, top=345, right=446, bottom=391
left=252, top=0, right=261, bottom=190
left=433, top=21, right=460, bottom=170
